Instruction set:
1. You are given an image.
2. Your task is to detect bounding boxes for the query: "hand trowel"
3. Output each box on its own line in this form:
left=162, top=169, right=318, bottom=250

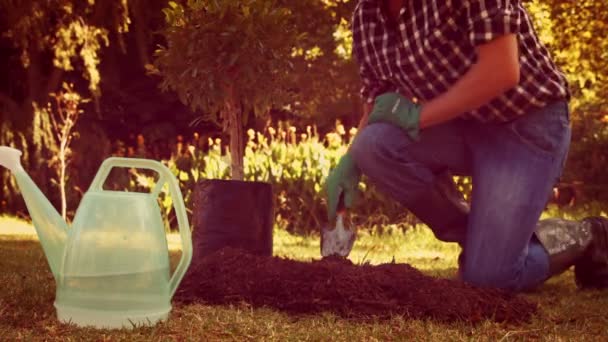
left=320, top=193, right=357, bottom=258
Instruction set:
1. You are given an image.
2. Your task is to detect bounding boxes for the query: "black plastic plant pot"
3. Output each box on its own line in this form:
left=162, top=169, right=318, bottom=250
left=191, top=179, right=274, bottom=258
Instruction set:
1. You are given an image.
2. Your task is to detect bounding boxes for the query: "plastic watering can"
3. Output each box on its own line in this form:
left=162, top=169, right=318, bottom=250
left=0, top=146, right=192, bottom=329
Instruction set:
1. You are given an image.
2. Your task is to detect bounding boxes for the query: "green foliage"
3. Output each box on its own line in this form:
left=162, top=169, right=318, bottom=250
left=154, top=0, right=303, bottom=180
left=278, top=1, right=360, bottom=128
left=0, top=0, right=130, bottom=97
left=537, top=1, right=606, bottom=111
left=53, top=19, right=109, bottom=96
left=524, top=1, right=608, bottom=201
left=154, top=0, right=298, bottom=119
left=562, top=119, right=608, bottom=203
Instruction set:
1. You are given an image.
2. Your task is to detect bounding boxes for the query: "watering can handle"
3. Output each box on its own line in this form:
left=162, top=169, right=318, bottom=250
left=90, top=157, right=193, bottom=298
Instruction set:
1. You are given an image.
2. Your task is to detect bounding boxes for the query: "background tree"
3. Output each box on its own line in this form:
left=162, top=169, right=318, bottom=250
left=525, top=0, right=608, bottom=202
left=153, top=0, right=299, bottom=180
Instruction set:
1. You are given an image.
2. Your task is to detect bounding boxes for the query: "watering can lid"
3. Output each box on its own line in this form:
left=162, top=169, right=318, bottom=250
left=0, top=146, right=24, bottom=172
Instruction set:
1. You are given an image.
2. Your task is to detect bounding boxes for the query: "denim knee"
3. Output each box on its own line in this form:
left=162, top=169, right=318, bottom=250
left=350, top=124, right=382, bottom=168
left=461, top=263, right=531, bottom=292
left=462, top=267, right=515, bottom=290
left=350, top=123, right=407, bottom=170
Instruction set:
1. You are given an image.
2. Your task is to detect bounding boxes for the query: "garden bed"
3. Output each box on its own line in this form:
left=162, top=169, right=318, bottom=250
left=176, top=248, right=537, bottom=324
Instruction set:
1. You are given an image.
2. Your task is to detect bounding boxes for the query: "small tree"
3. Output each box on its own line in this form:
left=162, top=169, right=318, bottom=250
left=153, top=0, right=298, bottom=180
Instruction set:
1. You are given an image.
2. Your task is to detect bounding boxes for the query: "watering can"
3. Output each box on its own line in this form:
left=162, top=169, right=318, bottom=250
left=0, top=146, right=192, bottom=329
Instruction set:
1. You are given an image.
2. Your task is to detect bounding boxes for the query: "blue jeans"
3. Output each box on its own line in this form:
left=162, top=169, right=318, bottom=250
left=350, top=101, right=571, bottom=291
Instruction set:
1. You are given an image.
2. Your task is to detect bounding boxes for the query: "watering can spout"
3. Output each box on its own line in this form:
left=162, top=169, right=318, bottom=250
left=0, top=146, right=68, bottom=279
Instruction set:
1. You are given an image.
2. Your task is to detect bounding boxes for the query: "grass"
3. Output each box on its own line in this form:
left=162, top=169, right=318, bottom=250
left=1, top=216, right=608, bottom=341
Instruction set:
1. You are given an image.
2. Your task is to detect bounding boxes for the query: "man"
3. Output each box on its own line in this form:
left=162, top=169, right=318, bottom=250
left=325, top=0, right=608, bottom=291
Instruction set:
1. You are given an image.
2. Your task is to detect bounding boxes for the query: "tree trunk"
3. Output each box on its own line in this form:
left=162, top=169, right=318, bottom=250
left=130, top=0, right=150, bottom=67
left=59, top=138, right=67, bottom=220
left=225, top=86, right=244, bottom=181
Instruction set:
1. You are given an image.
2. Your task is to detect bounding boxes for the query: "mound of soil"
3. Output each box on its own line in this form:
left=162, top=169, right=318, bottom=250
left=175, top=248, right=537, bottom=324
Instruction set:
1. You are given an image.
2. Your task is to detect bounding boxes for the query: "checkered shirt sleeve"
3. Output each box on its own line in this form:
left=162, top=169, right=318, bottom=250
left=460, top=0, right=522, bottom=46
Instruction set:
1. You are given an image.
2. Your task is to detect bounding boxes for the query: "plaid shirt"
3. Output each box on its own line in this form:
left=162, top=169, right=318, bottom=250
left=351, top=0, right=570, bottom=122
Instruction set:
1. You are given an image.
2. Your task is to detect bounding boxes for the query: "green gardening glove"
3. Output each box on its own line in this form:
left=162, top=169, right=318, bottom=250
left=367, top=92, right=422, bottom=140
left=325, top=153, right=361, bottom=222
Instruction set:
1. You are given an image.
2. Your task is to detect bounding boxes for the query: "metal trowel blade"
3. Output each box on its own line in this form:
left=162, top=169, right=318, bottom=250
left=320, top=212, right=356, bottom=258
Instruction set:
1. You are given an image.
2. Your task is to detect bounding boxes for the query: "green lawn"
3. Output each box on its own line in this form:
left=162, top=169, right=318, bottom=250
left=1, top=216, right=607, bottom=341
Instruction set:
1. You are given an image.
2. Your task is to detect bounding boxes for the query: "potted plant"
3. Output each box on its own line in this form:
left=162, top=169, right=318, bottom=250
left=153, top=0, right=298, bottom=260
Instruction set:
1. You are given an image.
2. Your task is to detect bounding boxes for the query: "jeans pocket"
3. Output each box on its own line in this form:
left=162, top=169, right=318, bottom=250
left=507, top=102, right=570, bottom=157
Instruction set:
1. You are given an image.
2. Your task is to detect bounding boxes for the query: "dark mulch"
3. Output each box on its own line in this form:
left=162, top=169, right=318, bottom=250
left=175, top=248, right=538, bottom=324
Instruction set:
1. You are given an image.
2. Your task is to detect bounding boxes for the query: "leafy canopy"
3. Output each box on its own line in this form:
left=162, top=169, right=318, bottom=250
left=154, top=0, right=299, bottom=121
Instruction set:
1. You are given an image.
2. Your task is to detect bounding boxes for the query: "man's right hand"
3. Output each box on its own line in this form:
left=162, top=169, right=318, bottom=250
left=325, top=153, right=361, bottom=222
